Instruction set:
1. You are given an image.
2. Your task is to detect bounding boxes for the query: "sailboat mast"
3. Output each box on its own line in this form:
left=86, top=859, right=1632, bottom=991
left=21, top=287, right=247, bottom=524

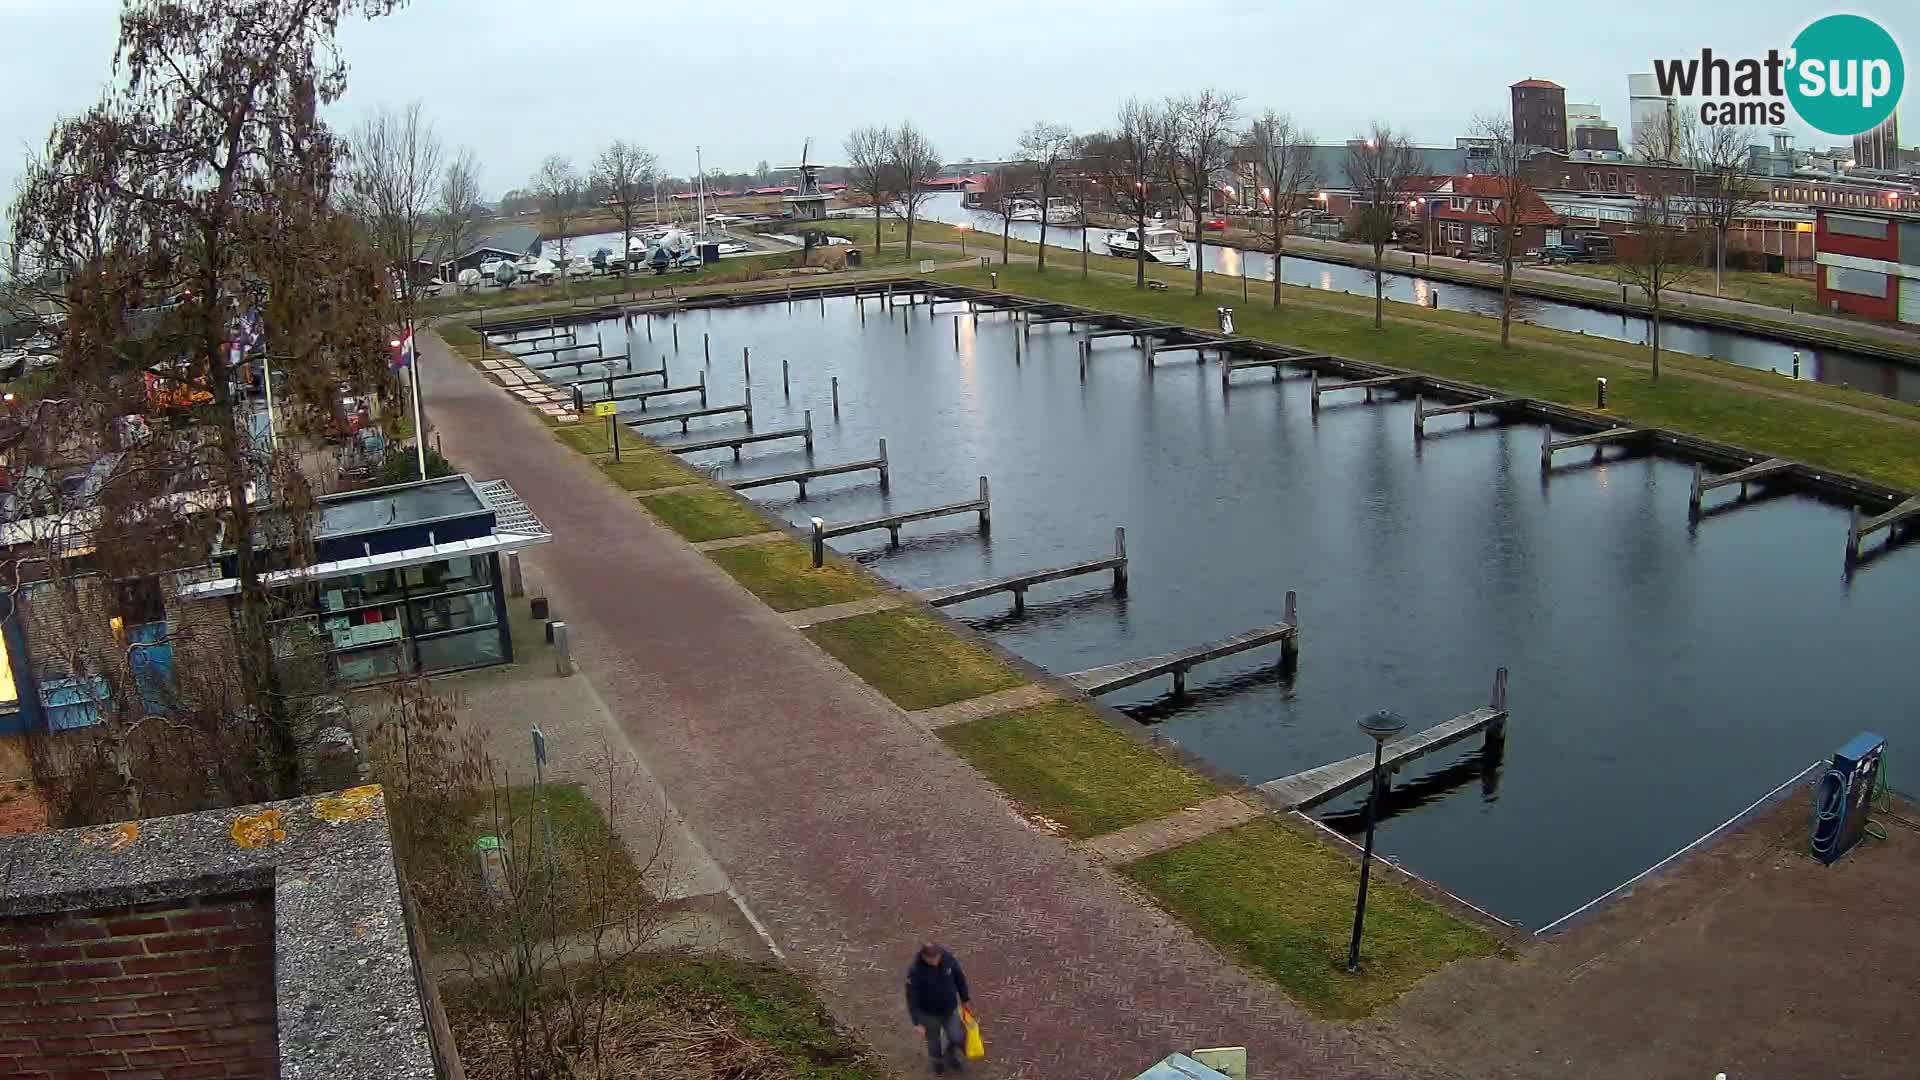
left=695, top=145, right=705, bottom=235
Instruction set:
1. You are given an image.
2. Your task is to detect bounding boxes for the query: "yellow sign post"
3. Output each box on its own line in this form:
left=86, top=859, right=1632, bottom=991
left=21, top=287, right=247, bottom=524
left=592, top=400, right=616, bottom=417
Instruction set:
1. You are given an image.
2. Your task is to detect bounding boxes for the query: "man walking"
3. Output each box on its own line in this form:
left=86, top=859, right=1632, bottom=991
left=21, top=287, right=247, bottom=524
left=905, top=942, right=972, bottom=1072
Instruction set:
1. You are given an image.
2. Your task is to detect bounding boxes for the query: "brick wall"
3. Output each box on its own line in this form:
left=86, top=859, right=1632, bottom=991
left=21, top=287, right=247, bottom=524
left=0, top=891, right=278, bottom=1080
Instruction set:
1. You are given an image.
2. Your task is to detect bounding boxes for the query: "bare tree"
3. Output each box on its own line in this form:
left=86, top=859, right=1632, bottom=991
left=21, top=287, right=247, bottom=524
left=1469, top=114, right=1540, bottom=348
left=1018, top=122, right=1075, bottom=273
left=1344, top=123, right=1420, bottom=329
left=344, top=102, right=444, bottom=316
left=533, top=154, right=583, bottom=272
left=8, top=0, right=407, bottom=808
left=1694, top=122, right=1762, bottom=295
left=843, top=125, right=894, bottom=255
left=1246, top=110, right=1316, bottom=310
left=975, top=164, right=1034, bottom=266
left=1085, top=99, right=1171, bottom=289
left=1164, top=90, right=1242, bottom=296
left=890, top=123, right=940, bottom=260
left=1621, top=111, right=1701, bottom=381
left=592, top=141, right=659, bottom=279
left=437, top=147, right=484, bottom=287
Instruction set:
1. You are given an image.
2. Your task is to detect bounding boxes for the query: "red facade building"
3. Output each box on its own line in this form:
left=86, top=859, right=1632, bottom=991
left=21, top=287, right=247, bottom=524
left=1814, top=208, right=1920, bottom=323
left=1511, top=79, right=1568, bottom=153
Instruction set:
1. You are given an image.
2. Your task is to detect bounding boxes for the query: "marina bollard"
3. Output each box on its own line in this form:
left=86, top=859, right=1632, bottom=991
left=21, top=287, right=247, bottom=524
left=832, top=376, right=841, bottom=418
left=1596, top=377, right=1608, bottom=408
left=811, top=518, right=826, bottom=568
left=782, top=359, right=790, bottom=397
left=1792, top=351, right=1802, bottom=379
left=551, top=621, right=574, bottom=677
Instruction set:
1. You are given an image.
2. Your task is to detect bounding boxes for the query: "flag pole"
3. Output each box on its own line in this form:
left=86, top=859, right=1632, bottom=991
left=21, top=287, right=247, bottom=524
left=408, top=316, right=427, bottom=481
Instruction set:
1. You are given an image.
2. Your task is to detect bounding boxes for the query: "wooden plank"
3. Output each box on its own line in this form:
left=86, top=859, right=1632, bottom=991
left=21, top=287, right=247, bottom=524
left=1423, top=395, right=1520, bottom=419
left=545, top=365, right=665, bottom=387
left=664, top=422, right=809, bottom=456
left=1259, top=706, right=1507, bottom=811
left=588, top=382, right=705, bottom=408
left=488, top=329, right=574, bottom=345
left=819, top=497, right=985, bottom=541
left=512, top=341, right=602, bottom=359
left=919, top=556, right=1123, bottom=606
left=1151, top=336, right=1250, bottom=355
left=524, top=351, right=626, bottom=372
left=1227, top=353, right=1323, bottom=371
left=1085, top=322, right=1179, bottom=339
left=1696, top=458, right=1793, bottom=494
left=1319, top=373, right=1418, bottom=393
left=730, top=455, right=884, bottom=493
left=1544, top=426, right=1649, bottom=453
left=625, top=402, right=749, bottom=430
left=1858, top=492, right=1920, bottom=534
left=1066, top=613, right=1297, bottom=697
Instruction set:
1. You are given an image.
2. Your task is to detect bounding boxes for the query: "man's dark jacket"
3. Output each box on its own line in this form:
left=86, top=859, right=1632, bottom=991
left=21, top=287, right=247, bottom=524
left=904, top=948, right=971, bottom=1020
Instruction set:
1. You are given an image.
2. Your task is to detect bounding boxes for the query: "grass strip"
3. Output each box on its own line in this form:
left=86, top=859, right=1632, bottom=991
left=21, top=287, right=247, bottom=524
left=1123, top=819, right=1503, bottom=1021
left=708, top=539, right=877, bottom=612
left=640, top=488, right=770, bottom=542
left=936, top=263, right=1920, bottom=490
left=803, top=608, right=1024, bottom=711
left=938, top=700, right=1220, bottom=838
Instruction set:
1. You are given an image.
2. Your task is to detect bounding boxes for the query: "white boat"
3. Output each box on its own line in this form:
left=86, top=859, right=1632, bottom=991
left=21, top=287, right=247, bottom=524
left=1104, top=226, right=1190, bottom=264
left=1007, top=198, right=1041, bottom=222
left=513, top=256, right=558, bottom=283
left=1042, top=197, right=1080, bottom=225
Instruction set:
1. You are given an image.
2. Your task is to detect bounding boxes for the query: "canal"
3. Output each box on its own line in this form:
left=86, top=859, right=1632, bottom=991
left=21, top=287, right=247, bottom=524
left=529, top=296, right=1920, bottom=928
left=914, top=192, right=1920, bottom=405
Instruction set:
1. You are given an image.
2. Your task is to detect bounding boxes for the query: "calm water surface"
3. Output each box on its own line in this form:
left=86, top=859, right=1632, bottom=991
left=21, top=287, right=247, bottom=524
left=509, top=299, right=1920, bottom=926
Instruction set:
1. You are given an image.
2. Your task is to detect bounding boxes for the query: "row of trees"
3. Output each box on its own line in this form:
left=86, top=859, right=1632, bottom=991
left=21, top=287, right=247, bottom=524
left=522, top=141, right=662, bottom=275
left=842, top=123, right=941, bottom=258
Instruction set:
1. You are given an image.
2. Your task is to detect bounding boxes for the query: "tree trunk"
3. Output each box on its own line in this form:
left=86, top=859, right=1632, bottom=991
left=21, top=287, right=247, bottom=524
left=1081, top=220, right=1088, bottom=278
left=1192, top=198, right=1204, bottom=297
left=1372, top=245, right=1385, bottom=329
left=1037, top=180, right=1049, bottom=273
left=1499, top=226, right=1514, bottom=348
left=619, top=208, right=631, bottom=280
left=905, top=194, right=915, bottom=258
left=1271, top=220, right=1283, bottom=309
left=1002, top=216, right=1010, bottom=266
left=1650, top=298, right=1662, bottom=381
left=1715, top=230, right=1725, bottom=295
left=1134, top=209, right=1146, bottom=289
left=872, top=203, right=882, bottom=254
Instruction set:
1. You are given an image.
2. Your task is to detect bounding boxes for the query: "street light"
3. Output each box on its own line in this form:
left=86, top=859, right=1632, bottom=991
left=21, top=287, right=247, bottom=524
left=1347, top=708, right=1408, bottom=973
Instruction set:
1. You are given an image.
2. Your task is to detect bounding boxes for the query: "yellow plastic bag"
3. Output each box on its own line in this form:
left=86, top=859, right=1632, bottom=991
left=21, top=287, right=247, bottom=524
left=961, top=1006, right=985, bottom=1060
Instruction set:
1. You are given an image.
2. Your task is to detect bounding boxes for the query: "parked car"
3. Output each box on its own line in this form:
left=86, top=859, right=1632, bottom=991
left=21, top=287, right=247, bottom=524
left=1202, top=217, right=1230, bottom=231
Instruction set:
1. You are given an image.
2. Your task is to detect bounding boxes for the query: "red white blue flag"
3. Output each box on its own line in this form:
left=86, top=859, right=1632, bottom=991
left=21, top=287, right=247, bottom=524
left=389, top=327, right=414, bottom=370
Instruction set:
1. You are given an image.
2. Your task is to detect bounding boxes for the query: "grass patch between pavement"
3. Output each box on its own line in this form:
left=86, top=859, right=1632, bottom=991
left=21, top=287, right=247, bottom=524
left=640, top=488, right=770, bottom=542
left=938, top=700, right=1221, bottom=838
left=803, top=608, right=1024, bottom=711
left=707, top=540, right=877, bottom=612
left=1123, top=819, right=1504, bottom=1021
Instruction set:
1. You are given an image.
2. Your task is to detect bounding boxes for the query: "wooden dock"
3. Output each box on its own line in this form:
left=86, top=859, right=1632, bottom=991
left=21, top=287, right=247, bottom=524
left=1084, top=322, right=1179, bottom=341
left=625, top=400, right=752, bottom=434
left=667, top=412, right=812, bottom=460
left=1221, top=353, right=1323, bottom=388
left=1025, top=312, right=1091, bottom=328
left=584, top=376, right=708, bottom=412
left=731, top=439, right=888, bottom=499
left=488, top=328, right=574, bottom=346
left=1258, top=669, right=1509, bottom=811
left=546, top=364, right=665, bottom=388
left=526, top=351, right=628, bottom=374
left=513, top=340, right=602, bottom=359
left=809, top=476, right=988, bottom=564
left=1689, top=458, right=1793, bottom=518
left=1412, top=395, right=1520, bottom=439
left=1310, top=371, right=1419, bottom=414
left=1152, top=336, right=1251, bottom=357
left=1065, top=593, right=1298, bottom=697
left=1846, top=493, right=1920, bottom=564
left=1540, top=426, right=1651, bottom=471
left=918, top=528, right=1128, bottom=612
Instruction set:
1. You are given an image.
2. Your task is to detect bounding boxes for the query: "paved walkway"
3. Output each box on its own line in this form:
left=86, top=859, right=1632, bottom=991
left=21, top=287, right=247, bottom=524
left=418, top=329, right=1445, bottom=1078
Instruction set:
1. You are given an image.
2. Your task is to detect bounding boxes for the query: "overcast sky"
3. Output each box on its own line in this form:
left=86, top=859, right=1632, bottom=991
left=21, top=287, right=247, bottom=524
left=2, top=0, right=1913, bottom=205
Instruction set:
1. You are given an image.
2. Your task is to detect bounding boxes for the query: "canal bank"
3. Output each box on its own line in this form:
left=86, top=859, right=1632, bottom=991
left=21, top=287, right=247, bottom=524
left=914, top=193, right=1920, bottom=403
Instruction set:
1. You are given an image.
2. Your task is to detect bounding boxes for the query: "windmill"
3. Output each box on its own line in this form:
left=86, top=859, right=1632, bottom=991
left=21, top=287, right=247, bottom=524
left=778, top=137, right=833, bottom=221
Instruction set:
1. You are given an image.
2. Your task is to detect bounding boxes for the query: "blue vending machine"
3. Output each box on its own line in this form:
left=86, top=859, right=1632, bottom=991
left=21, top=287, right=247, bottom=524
left=1810, top=732, right=1885, bottom=865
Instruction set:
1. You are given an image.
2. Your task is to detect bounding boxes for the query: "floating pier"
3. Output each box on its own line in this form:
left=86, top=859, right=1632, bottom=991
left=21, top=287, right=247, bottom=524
left=1412, top=395, right=1520, bottom=439
left=1688, top=458, right=1793, bottom=519
left=1221, top=353, right=1322, bottom=388
left=918, top=528, right=1129, bottom=613
left=665, top=412, right=811, bottom=460
left=731, top=439, right=888, bottom=499
left=1846, top=493, right=1920, bottom=564
left=625, top=400, right=752, bottom=434
left=1066, top=593, right=1298, bottom=697
left=1151, top=336, right=1251, bottom=360
left=1539, top=426, right=1651, bottom=471
left=582, top=376, right=708, bottom=412
left=1259, top=669, right=1509, bottom=811
left=1084, top=322, right=1179, bottom=341
left=488, top=328, right=574, bottom=346
left=512, top=340, right=602, bottom=360
left=547, top=365, right=667, bottom=389
left=526, top=351, right=629, bottom=375
left=1310, top=371, right=1419, bottom=414
left=809, top=476, right=988, bottom=565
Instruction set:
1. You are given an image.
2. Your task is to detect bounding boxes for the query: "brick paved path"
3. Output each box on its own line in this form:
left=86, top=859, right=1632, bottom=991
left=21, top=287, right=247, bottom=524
left=420, top=331, right=1449, bottom=1079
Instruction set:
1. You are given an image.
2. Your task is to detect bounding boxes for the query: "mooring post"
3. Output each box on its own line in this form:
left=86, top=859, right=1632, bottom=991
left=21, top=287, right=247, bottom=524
left=954, top=315, right=961, bottom=349
left=662, top=353, right=670, bottom=382
left=570, top=385, right=584, bottom=413
left=1539, top=427, right=1554, bottom=473
left=698, top=370, right=707, bottom=407
left=1846, top=509, right=1864, bottom=564
left=703, top=332, right=710, bottom=365
left=1596, top=377, right=1609, bottom=409
left=672, top=320, right=678, bottom=349
left=1011, top=586, right=1027, bottom=614
left=811, top=517, right=826, bottom=568
left=1144, top=337, right=1155, bottom=367
left=1487, top=666, right=1510, bottom=746
left=831, top=376, right=840, bottom=418
left=1413, top=396, right=1426, bottom=440
left=877, top=438, right=890, bottom=493
left=742, top=346, right=751, bottom=384
left=646, top=312, right=652, bottom=340
left=744, top=386, right=754, bottom=431
left=1281, top=589, right=1299, bottom=670
left=1688, top=465, right=1705, bottom=519
left=782, top=359, right=790, bottom=398
left=821, top=293, right=826, bottom=316
left=1792, top=350, right=1802, bottom=380
left=904, top=309, right=911, bottom=337
left=1172, top=667, right=1187, bottom=697
left=977, top=475, right=991, bottom=534
left=506, top=552, right=525, bottom=598
left=1079, top=341, right=1088, bottom=381
left=1014, top=326, right=1022, bottom=363
left=1113, top=526, right=1129, bottom=595
left=1309, top=370, right=1321, bottom=416
left=860, top=299, right=866, bottom=326
left=802, top=409, right=814, bottom=451
left=786, top=284, right=792, bottom=311
left=552, top=621, right=573, bottom=677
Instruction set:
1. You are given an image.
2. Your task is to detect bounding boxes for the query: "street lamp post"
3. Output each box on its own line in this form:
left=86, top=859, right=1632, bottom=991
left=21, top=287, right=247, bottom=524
left=1347, top=708, right=1408, bottom=973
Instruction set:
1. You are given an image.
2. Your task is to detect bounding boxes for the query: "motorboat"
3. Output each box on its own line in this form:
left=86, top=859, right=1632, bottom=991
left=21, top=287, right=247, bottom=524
left=1104, top=226, right=1190, bottom=264
left=1007, top=198, right=1041, bottom=222
left=1042, top=197, right=1080, bottom=225
left=643, top=229, right=702, bottom=273
left=560, top=256, right=596, bottom=279
left=513, top=256, right=558, bottom=283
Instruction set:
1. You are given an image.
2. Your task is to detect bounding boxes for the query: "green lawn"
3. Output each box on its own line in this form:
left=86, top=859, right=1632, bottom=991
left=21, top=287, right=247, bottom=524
left=707, top=539, right=878, bottom=612
left=1125, top=820, right=1504, bottom=1021
left=803, top=608, right=1025, bottom=711
left=938, top=700, right=1220, bottom=838
left=550, top=422, right=705, bottom=490
left=640, top=488, right=771, bottom=542
left=936, top=263, right=1920, bottom=490
left=1546, top=261, right=1819, bottom=313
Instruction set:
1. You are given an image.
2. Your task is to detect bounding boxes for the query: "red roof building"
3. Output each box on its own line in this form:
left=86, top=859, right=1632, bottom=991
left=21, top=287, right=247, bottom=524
left=1418, top=176, right=1563, bottom=257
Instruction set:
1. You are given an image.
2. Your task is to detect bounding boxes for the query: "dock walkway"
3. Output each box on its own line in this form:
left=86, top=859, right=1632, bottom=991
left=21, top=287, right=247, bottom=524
left=731, top=440, right=888, bottom=499
left=918, top=528, right=1128, bottom=612
left=810, top=476, right=987, bottom=562
left=1067, top=595, right=1297, bottom=697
